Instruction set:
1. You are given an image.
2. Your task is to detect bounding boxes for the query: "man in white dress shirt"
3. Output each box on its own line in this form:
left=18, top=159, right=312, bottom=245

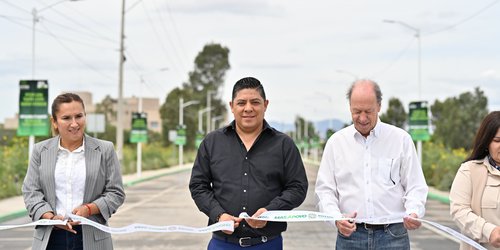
left=315, top=79, right=428, bottom=250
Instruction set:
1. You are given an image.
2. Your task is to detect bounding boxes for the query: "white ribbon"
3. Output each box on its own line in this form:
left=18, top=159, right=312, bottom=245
left=67, top=214, right=234, bottom=234
left=238, top=210, right=350, bottom=222
left=0, top=219, right=67, bottom=230
left=0, top=215, right=234, bottom=234
left=0, top=211, right=487, bottom=250
left=414, top=218, right=487, bottom=250
left=239, top=210, right=487, bottom=250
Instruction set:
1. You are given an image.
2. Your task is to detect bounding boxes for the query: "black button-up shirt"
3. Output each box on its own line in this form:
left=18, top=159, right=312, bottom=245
left=189, top=120, right=308, bottom=238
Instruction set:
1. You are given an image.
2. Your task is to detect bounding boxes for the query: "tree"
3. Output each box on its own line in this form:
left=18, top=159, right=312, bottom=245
left=160, top=43, right=230, bottom=148
left=380, top=97, right=407, bottom=129
left=431, top=87, right=488, bottom=150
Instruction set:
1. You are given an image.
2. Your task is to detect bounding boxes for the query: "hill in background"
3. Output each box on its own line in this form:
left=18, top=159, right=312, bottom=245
left=269, top=118, right=348, bottom=139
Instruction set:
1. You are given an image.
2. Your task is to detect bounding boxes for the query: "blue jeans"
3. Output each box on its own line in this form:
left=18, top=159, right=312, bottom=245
left=47, top=225, right=83, bottom=250
left=208, top=235, right=283, bottom=250
left=336, top=223, right=409, bottom=250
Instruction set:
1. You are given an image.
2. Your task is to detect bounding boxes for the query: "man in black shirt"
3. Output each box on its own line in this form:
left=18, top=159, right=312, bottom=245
left=189, top=77, right=308, bottom=249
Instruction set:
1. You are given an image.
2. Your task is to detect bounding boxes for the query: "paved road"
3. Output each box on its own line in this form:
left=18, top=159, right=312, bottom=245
left=0, top=163, right=460, bottom=249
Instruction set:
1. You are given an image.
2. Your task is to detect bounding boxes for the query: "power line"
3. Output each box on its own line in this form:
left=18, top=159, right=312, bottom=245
left=371, top=37, right=416, bottom=79
left=140, top=0, right=182, bottom=74
left=40, top=22, right=115, bottom=81
left=40, top=5, right=118, bottom=44
left=153, top=0, right=188, bottom=70
left=424, top=0, right=500, bottom=36
left=0, top=0, right=31, bottom=14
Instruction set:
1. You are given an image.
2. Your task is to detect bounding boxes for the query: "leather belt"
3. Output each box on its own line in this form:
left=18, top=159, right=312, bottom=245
left=212, top=233, right=279, bottom=247
left=356, top=223, right=388, bottom=230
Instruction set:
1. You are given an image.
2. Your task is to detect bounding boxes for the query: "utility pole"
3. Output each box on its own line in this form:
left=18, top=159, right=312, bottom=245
left=206, top=90, right=215, bottom=133
left=116, top=0, right=126, bottom=161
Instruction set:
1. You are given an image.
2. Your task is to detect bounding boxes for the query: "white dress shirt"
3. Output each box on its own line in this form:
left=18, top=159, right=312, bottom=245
left=54, top=139, right=86, bottom=218
left=315, top=121, right=428, bottom=225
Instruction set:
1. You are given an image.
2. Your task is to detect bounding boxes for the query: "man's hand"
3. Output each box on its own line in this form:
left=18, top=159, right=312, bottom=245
left=403, top=213, right=421, bottom=230
left=218, top=213, right=243, bottom=235
left=489, top=226, right=500, bottom=248
left=335, top=212, right=357, bottom=237
left=245, top=208, right=268, bottom=229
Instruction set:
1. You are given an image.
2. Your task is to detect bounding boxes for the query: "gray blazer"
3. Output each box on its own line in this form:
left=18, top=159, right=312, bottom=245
left=22, top=135, right=125, bottom=250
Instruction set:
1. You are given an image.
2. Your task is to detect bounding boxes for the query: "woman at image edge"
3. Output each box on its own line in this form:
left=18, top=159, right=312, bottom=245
left=450, top=111, right=500, bottom=250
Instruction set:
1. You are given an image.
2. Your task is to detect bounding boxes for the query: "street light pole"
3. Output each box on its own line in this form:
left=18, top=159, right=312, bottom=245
left=383, top=19, right=421, bottom=99
left=384, top=19, right=423, bottom=164
left=198, top=107, right=214, bottom=132
left=206, top=90, right=216, bottom=133
left=211, top=115, right=224, bottom=131
left=29, top=0, right=80, bottom=160
left=116, top=0, right=126, bottom=162
left=179, top=97, right=199, bottom=166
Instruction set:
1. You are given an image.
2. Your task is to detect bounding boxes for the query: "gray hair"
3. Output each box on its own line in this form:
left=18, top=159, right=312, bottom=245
left=346, top=79, right=382, bottom=105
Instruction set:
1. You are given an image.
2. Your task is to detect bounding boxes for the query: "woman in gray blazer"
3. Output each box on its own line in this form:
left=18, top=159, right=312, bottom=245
left=22, top=93, right=125, bottom=250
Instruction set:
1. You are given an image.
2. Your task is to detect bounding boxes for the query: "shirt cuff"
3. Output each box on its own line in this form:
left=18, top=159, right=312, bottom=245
left=482, top=222, right=496, bottom=243
left=209, top=208, right=225, bottom=223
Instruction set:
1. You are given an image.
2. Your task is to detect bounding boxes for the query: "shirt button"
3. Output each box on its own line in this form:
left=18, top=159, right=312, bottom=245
left=243, top=190, right=247, bottom=192
left=243, top=207, right=246, bottom=210
left=245, top=157, right=248, bottom=160
left=244, top=173, right=247, bottom=176
left=243, top=224, right=246, bottom=227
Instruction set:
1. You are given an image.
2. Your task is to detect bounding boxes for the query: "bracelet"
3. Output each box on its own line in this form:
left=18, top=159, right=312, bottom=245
left=84, top=204, right=92, bottom=216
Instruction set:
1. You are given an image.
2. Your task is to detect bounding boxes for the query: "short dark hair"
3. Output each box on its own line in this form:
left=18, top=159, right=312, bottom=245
left=466, top=111, right=500, bottom=162
left=346, top=79, right=382, bottom=105
left=232, top=77, right=266, bottom=101
left=51, top=93, right=85, bottom=121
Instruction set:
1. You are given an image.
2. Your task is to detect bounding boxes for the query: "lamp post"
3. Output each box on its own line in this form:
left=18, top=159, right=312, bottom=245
left=383, top=19, right=423, bottom=164
left=206, top=90, right=216, bottom=133
left=198, top=107, right=214, bottom=132
left=116, top=0, right=126, bottom=162
left=383, top=19, right=421, bottom=99
left=211, top=115, right=224, bottom=131
left=29, top=0, right=80, bottom=160
left=179, top=97, right=199, bottom=166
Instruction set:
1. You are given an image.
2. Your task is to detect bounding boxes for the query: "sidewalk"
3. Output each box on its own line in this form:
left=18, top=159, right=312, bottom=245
left=0, top=163, right=193, bottom=223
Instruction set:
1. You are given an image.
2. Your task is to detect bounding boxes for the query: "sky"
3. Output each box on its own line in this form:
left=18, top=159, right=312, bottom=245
left=1, top=0, right=499, bottom=126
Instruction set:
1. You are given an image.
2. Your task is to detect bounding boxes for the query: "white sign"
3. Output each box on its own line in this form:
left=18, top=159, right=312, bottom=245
left=86, top=113, right=106, bottom=133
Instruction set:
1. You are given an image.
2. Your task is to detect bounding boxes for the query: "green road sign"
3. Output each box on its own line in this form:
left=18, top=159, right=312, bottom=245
left=195, top=131, right=204, bottom=148
left=17, top=80, right=50, bottom=136
left=175, top=125, right=187, bottom=146
left=409, top=101, right=430, bottom=141
left=130, top=112, right=148, bottom=143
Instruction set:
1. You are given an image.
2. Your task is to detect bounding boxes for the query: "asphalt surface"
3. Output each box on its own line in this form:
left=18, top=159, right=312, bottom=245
left=0, top=163, right=460, bottom=249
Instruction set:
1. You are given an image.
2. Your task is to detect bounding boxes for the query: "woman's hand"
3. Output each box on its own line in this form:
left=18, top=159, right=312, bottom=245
left=490, top=226, right=500, bottom=248
left=52, top=215, right=80, bottom=234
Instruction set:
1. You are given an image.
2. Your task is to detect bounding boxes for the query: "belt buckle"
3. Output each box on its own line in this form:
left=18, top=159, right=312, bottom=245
left=239, top=237, right=252, bottom=247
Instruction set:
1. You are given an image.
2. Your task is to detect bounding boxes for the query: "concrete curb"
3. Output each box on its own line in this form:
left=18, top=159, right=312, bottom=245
left=428, top=192, right=450, bottom=204
left=0, top=166, right=192, bottom=224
